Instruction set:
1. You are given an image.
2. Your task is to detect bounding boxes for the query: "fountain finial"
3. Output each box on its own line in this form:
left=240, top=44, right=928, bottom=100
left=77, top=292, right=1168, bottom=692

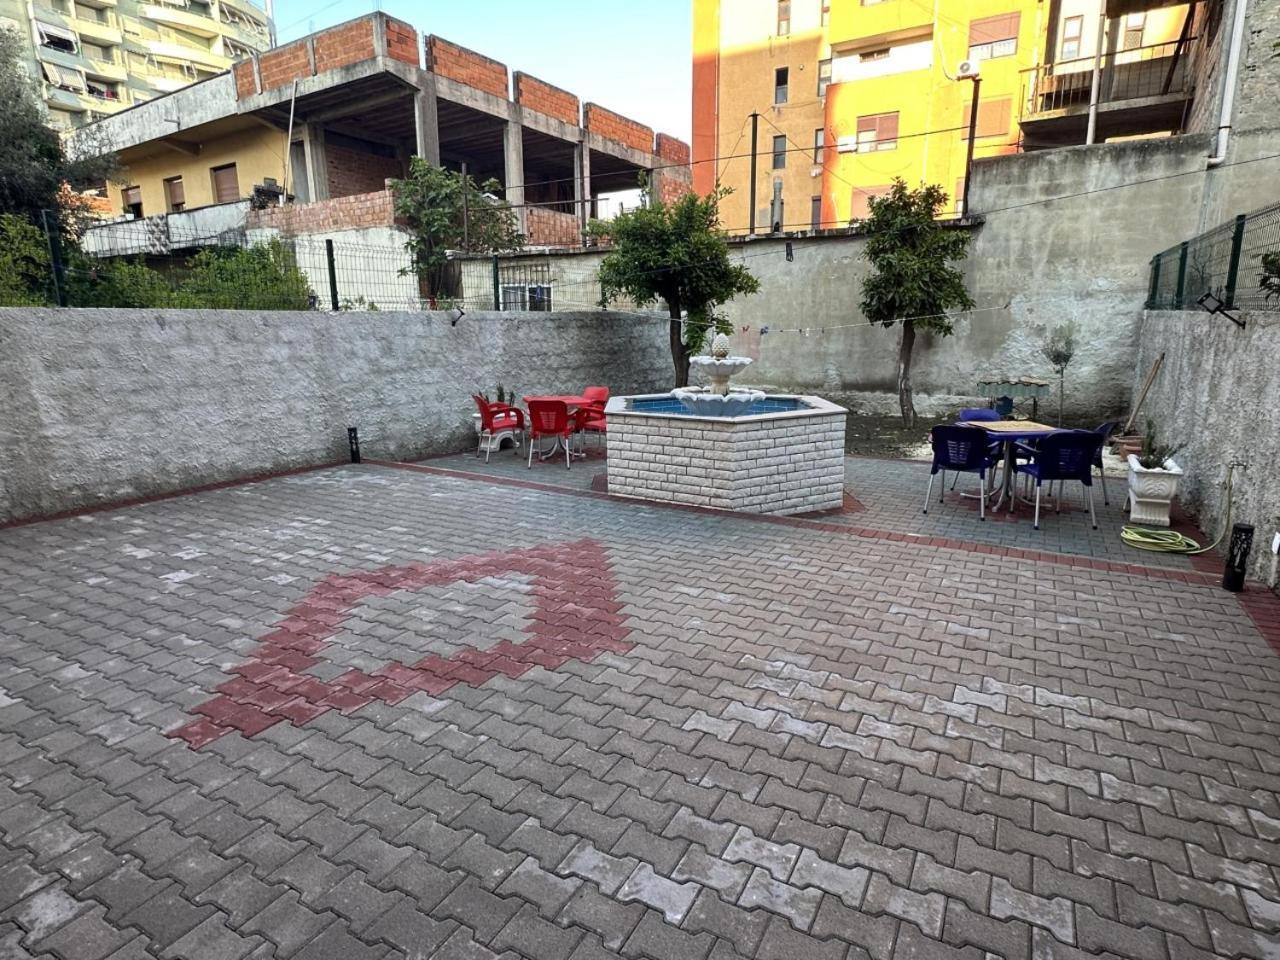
left=711, top=332, right=731, bottom=359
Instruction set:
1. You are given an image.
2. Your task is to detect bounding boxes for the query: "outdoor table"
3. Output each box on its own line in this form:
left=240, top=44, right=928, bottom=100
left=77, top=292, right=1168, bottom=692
left=960, top=419, right=1060, bottom=512
left=523, top=395, right=591, bottom=460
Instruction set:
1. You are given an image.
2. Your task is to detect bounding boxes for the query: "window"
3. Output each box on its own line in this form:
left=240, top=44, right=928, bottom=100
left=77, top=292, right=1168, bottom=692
left=122, top=186, right=142, bottom=218
left=774, top=67, right=789, bottom=104
left=859, top=48, right=890, bottom=62
left=85, top=80, right=119, bottom=101
left=36, top=21, right=78, bottom=54
left=810, top=195, right=822, bottom=231
left=210, top=163, right=239, bottom=203
left=813, top=127, right=825, bottom=163
left=164, top=176, right=185, bottom=212
left=772, top=135, right=787, bottom=169
left=1123, top=12, right=1146, bottom=50
left=81, top=41, right=108, bottom=60
left=501, top=285, right=552, bottom=312
left=968, top=12, right=1019, bottom=61
left=821, top=0, right=830, bottom=26
left=817, top=58, right=831, bottom=96
left=961, top=97, right=1012, bottom=139
left=1061, top=15, right=1083, bottom=59
left=856, top=112, right=898, bottom=152
left=40, top=63, right=85, bottom=92
left=777, top=0, right=790, bottom=36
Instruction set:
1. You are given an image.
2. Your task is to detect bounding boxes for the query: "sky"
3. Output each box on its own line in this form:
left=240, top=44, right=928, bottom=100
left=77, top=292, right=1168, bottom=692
left=272, top=0, right=694, bottom=140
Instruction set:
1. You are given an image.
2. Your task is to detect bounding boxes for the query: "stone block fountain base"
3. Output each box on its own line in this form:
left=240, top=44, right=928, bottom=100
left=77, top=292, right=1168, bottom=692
left=604, top=394, right=847, bottom=515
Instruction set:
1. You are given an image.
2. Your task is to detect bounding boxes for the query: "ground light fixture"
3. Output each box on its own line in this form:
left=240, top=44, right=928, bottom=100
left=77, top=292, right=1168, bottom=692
left=1197, top=291, right=1245, bottom=328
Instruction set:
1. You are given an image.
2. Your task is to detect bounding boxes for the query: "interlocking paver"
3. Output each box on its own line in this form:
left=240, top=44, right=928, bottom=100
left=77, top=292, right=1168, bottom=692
left=0, top=460, right=1277, bottom=960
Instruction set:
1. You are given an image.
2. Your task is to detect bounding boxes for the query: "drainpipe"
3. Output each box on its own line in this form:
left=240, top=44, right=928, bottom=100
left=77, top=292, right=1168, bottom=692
left=1085, top=12, right=1107, bottom=145
left=1208, top=0, right=1249, bottom=167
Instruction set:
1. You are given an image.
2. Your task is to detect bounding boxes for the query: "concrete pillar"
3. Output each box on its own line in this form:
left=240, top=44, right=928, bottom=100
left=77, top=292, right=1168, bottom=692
left=504, top=111, right=527, bottom=233
left=574, top=140, right=592, bottom=230
left=414, top=79, right=440, bottom=166
left=302, top=123, right=330, bottom=202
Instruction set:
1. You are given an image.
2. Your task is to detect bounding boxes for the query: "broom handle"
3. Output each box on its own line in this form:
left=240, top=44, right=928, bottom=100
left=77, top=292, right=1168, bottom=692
left=1123, top=352, right=1164, bottom=436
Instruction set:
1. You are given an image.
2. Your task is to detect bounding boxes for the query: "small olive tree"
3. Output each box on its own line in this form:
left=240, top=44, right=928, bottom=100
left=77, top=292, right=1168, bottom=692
left=860, top=180, right=974, bottom=428
left=594, top=185, right=758, bottom=387
left=1041, top=325, right=1076, bottom=426
left=391, top=159, right=524, bottom=303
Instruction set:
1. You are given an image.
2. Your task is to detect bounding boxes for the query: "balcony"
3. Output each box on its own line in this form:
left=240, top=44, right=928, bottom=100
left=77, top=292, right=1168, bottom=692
left=148, top=36, right=230, bottom=70
left=73, top=14, right=122, bottom=45
left=82, top=200, right=251, bottom=257
left=217, top=0, right=269, bottom=19
left=139, top=3, right=220, bottom=38
left=217, top=15, right=268, bottom=49
left=43, top=83, right=88, bottom=113
left=83, top=54, right=128, bottom=81
left=1019, top=39, right=1194, bottom=148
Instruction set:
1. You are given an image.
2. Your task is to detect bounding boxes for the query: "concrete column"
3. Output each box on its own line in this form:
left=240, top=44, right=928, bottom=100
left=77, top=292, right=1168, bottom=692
left=574, top=140, right=592, bottom=230
left=414, top=79, right=440, bottom=166
left=302, top=123, right=330, bottom=202
left=504, top=111, right=527, bottom=233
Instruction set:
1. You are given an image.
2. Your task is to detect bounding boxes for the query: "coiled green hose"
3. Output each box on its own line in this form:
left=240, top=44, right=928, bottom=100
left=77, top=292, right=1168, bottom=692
left=1120, top=462, right=1237, bottom=556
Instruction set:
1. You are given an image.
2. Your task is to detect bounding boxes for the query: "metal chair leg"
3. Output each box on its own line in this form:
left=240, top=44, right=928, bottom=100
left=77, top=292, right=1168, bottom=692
left=1099, top=467, right=1109, bottom=506
left=565, top=435, right=572, bottom=470
left=527, top=434, right=535, bottom=468
left=979, top=471, right=986, bottom=521
left=484, top=434, right=494, bottom=464
left=1088, top=484, right=1097, bottom=529
left=923, top=474, right=935, bottom=514
left=1034, top=484, right=1041, bottom=530
left=939, top=471, right=946, bottom=503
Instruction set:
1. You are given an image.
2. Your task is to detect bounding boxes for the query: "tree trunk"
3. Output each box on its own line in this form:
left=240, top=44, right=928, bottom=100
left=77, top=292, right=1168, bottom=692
left=668, top=301, right=689, bottom=388
left=897, top=319, right=917, bottom=429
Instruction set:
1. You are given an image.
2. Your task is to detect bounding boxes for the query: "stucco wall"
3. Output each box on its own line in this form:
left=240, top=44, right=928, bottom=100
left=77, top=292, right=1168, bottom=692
left=0, top=309, right=671, bottom=524
left=1133, top=309, right=1280, bottom=587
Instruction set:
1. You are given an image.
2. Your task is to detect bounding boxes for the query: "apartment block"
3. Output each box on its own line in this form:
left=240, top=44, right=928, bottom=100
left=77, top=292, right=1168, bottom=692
left=69, top=13, right=690, bottom=259
left=693, top=0, right=1207, bottom=232
left=0, top=0, right=271, bottom=130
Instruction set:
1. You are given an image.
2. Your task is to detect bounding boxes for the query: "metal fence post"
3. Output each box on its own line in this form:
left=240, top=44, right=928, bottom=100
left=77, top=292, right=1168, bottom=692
left=40, top=210, right=67, bottom=307
left=491, top=255, right=500, bottom=311
left=1173, top=241, right=1189, bottom=309
left=1146, top=255, right=1161, bottom=309
left=1223, top=213, right=1247, bottom=309
left=325, top=239, right=339, bottom=311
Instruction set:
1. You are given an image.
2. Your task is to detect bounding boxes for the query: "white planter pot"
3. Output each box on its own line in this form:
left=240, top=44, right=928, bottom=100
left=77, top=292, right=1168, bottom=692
left=1126, top=455, right=1183, bottom=527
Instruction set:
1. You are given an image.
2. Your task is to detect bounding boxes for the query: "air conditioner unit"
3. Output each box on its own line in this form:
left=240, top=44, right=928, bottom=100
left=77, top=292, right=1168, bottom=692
left=956, top=59, right=980, bottom=79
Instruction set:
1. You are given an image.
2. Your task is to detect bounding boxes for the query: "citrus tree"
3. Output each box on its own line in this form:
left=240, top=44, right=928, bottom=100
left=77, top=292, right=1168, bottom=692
left=594, top=185, right=758, bottom=387
left=860, top=179, right=974, bottom=428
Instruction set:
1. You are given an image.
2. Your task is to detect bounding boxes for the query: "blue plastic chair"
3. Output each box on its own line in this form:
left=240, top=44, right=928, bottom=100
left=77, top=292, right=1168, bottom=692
left=958, top=407, right=1001, bottom=422
left=1092, top=421, right=1120, bottom=505
left=1013, top=431, right=1105, bottom=530
left=924, top=425, right=1000, bottom=521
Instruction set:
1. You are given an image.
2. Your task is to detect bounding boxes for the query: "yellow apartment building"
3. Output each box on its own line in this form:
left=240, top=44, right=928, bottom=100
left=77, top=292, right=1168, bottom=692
left=693, top=0, right=1194, bottom=232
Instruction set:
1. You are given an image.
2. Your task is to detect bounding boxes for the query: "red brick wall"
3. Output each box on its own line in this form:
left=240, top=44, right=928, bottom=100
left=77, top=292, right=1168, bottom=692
left=655, top=134, right=690, bottom=166
left=312, top=18, right=375, bottom=73
left=526, top=208, right=581, bottom=248
left=384, top=17, right=418, bottom=65
left=514, top=72, right=579, bottom=126
left=427, top=36, right=508, bottom=98
left=233, top=60, right=257, bottom=98
left=655, top=172, right=692, bottom=206
left=583, top=104, right=654, bottom=154
left=326, top=142, right=402, bottom=199
left=256, top=41, right=311, bottom=92
left=247, top=190, right=398, bottom=235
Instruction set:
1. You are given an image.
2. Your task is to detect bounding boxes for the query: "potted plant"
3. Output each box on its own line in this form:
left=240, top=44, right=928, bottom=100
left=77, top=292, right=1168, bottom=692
left=1126, top=420, right=1183, bottom=527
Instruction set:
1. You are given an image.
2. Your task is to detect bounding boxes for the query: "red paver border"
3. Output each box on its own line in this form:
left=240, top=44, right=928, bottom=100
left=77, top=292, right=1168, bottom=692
left=0, top=461, right=348, bottom=531
left=170, top=537, right=631, bottom=748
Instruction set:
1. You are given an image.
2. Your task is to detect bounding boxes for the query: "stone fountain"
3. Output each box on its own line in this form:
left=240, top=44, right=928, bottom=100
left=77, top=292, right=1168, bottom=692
left=671, top=333, right=765, bottom=417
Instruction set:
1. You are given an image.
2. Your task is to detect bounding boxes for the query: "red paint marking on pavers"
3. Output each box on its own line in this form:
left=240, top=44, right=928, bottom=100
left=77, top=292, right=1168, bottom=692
left=366, top=460, right=1227, bottom=589
left=170, top=538, right=632, bottom=749
left=1237, top=588, right=1280, bottom=657
left=0, top=461, right=348, bottom=531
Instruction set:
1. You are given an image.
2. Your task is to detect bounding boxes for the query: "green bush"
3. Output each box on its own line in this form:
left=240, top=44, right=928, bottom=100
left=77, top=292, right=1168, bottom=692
left=170, top=241, right=314, bottom=310
left=0, top=213, right=52, bottom=305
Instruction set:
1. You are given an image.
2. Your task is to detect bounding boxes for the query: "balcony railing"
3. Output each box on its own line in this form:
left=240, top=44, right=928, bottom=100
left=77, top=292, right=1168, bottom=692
left=1021, top=38, right=1193, bottom=119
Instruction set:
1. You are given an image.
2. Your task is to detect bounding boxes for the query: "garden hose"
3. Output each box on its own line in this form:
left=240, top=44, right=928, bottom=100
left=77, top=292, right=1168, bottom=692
left=1120, top=462, right=1237, bottom=556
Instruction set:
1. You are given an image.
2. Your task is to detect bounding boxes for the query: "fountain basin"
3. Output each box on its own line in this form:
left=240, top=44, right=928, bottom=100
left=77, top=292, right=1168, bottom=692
left=605, top=393, right=847, bottom=515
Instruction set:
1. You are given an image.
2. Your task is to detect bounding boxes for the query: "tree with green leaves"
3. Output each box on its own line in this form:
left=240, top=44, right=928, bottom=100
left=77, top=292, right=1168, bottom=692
left=391, top=158, right=524, bottom=303
left=0, top=27, right=118, bottom=227
left=594, top=185, right=759, bottom=387
left=860, top=179, right=974, bottom=428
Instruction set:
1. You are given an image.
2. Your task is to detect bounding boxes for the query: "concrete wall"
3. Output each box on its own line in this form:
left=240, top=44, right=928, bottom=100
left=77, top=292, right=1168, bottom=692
left=1134, top=309, right=1280, bottom=586
left=0, top=308, right=671, bottom=524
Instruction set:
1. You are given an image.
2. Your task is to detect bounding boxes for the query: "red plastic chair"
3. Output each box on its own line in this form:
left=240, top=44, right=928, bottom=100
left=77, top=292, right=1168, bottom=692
left=472, top=394, right=525, bottom=463
left=527, top=399, right=575, bottom=469
left=578, top=386, right=609, bottom=448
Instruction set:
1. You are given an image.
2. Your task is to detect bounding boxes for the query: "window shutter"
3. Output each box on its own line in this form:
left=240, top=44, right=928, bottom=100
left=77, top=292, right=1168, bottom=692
left=878, top=112, right=899, bottom=141
left=166, top=178, right=185, bottom=206
left=969, top=12, right=1020, bottom=45
left=211, top=165, right=239, bottom=203
left=122, top=186, right=141, bottom=206
left=963, top=99, right=1012, bottom=139
left=856, top=115, right=877, bottom=134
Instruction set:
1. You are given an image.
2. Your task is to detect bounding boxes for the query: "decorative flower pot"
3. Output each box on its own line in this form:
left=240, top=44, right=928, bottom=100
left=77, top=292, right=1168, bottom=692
left=1126, top=455, right=1183, bottom=527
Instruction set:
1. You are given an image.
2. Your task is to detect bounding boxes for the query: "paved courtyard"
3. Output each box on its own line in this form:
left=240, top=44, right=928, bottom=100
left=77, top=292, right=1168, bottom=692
left=1, top=462, right=1278, bottom=960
